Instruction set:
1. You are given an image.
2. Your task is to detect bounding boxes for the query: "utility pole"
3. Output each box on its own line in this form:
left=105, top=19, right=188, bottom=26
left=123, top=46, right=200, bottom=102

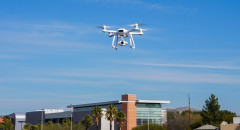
left=70, top=104, right=73, bottom=130
left=41, top=109, right=44, bottom=130
left=188, top=94, right=190, bottom=127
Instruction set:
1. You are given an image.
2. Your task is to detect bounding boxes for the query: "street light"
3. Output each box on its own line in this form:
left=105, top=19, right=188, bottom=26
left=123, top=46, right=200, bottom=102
left=41, top=109, right=44, bottom=130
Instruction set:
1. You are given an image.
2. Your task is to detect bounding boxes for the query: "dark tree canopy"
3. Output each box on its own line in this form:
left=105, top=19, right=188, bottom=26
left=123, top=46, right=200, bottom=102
left=81, top=114, right=94, bottom=130
left=201, top=94, right=222, bottom=126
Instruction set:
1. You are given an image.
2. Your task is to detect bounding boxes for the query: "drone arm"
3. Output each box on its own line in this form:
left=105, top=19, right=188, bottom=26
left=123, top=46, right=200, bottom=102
left=127, top=29, right=137, bottom=33
left=130, top=32, right=143, bottom=35
left=129, top=34, right=135, bottom=49
left=103, top=30, right=116, bottom=33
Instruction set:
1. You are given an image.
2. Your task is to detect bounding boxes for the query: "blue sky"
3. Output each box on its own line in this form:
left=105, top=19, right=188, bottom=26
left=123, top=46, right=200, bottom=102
left=0, top=0, right=240, bottom=115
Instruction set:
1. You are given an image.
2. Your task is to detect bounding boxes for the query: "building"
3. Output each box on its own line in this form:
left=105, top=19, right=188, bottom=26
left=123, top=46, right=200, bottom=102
left=9, top=113, right=26, bottom=130
left=220, top=117, right=240, bottom=130
left=26, top=109, right=68, bottom=125
left=69, top=94, right=170, bottom=130
left=234, top=117, right=240, bottom=124
left=194, top=124, right=218, bottom=130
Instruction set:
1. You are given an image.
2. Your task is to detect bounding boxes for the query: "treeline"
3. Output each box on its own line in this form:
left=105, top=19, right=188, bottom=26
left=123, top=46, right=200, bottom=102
left=166, top=94, right=236, bottom=130
left=133, top=94, right=237, bottom=130
left=0, top=115, right=14, bottom=130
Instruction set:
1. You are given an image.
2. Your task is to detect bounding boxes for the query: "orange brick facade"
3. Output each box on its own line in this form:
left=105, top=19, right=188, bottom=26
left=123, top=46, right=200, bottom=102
left=122, top=94, right=137, bottom=130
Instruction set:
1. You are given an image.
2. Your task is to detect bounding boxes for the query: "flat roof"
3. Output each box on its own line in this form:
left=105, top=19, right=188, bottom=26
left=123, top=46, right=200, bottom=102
left=68, top=100, right=121, bottom=108
left=137, top=100, right=170, bottom=104
left=69, top=100, right=170, bottom=108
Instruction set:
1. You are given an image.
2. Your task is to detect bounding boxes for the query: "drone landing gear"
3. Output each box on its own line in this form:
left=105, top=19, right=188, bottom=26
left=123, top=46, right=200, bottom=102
left=129, top=34, right=135, bottom=49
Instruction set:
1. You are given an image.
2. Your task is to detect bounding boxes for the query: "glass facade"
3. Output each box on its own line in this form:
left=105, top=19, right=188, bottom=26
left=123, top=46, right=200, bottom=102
left=136, top=103, right=162, bottom=126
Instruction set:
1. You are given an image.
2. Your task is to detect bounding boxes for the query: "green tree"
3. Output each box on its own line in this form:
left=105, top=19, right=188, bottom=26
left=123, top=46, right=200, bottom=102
left=30, top=125, right=38, bottom=130
left=2, top=115, right=14, bottom=130
left=62, top=118, right=71, bottom=130
left=221, top=110, right=237, bottom=123
left=116, top=111, right=127, bottom=130
left=0, top=123, right=4, bottom=130
left=81, top=115, right=94, bottom=130
left=105, top=104, right=118, bottom=130
left=167, top=111, right=190, bottom=130
left=73, top=122, right=85, bottom=130
left=132, top=124, right=166, bottom=130
left=181, top=110, right=202, bottom=129
left=24, top=123, right=32, bottom=129
left=92, top=106, right=103, bottom=130
left=201, top=94, right=222, bottom=127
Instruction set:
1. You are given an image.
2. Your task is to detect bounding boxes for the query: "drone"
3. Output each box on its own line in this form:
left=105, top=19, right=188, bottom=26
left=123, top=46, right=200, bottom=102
left=99, top=23, right=144, bottom=50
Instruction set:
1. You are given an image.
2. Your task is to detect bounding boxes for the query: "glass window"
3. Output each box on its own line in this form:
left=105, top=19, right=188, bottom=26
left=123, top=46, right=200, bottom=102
left=136, top=103, right=163, bottom=126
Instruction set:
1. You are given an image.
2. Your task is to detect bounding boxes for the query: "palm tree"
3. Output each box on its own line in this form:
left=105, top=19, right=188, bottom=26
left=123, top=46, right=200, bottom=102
left=116, top=111, right=127, bottom=130
left=81, top=114, right=94, bottom=130
left=105, top=104, right=118, bottom=130
left=92, top=106, right=103, bottom=130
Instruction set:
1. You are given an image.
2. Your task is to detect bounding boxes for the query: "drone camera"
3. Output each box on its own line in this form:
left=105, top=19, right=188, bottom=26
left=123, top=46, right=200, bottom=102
left=118, top=41, right=128, bottom=46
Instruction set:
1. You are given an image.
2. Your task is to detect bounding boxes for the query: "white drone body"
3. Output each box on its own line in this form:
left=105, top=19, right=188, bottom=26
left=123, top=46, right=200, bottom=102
left=101, top=24, right=144, bottom=50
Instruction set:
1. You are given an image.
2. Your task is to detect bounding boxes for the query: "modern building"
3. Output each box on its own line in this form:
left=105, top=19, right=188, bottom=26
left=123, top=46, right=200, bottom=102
left=68, top=94, right=170, bottom=130
left=9, top=113, right=26, bottom=130
left=26, top=109, right=68, bottom=125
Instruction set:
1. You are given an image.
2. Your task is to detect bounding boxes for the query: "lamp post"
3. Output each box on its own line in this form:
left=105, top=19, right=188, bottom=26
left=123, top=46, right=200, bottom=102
left=41, top=109, right=44, bottom=130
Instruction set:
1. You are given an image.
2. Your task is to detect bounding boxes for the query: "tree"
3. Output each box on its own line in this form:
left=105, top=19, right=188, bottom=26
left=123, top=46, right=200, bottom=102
left=92, top=106, right=103, bottom=130
left=221, top=110, right=237, bottom=123
left=62, top=118, right=71, bottom=130
left=81, top=115, right=94, bottom=130
left=2, top=115, right=14, bottom=130
left=105, top=104, right=118, bottom=130
left=201, top=94, right=222, bottom=127
left=24, top=123, right=32, bottom=129
left=132, top=124, right=166, bottom=130
left=30, top=125, right=38, bottom=130
left=166, top=111, right=190, bottom=130
left=116, top=111, right=127, bottom=130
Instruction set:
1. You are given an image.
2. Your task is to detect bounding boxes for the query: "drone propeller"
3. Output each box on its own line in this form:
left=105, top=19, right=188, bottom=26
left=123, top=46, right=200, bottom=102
left=129, top=23, right=146, bottom=27
left=141, top=28, right=148, bottom=31
left=96, top=25, right=114, bottom=29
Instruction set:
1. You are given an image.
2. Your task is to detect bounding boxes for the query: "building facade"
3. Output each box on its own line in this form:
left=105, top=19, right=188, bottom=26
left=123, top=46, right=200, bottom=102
left=9, top=113, right=26, bottom=130
left=69, top=94, right=170, bottom=130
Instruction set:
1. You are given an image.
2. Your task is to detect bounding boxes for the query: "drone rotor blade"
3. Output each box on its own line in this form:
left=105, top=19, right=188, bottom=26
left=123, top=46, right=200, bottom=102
left=141, top=28, right=148, bottom=31
left=129, top=23, right=146, bottom=27
left=96, top=25, right=113, bottom=29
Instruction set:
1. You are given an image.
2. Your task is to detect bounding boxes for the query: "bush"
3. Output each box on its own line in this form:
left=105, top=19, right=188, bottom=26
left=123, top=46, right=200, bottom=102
left=132, top=124, right=166, bottom=130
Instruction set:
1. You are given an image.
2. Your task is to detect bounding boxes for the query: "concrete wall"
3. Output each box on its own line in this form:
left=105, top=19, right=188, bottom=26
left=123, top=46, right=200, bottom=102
left=234, top=117, right=240, bottom=124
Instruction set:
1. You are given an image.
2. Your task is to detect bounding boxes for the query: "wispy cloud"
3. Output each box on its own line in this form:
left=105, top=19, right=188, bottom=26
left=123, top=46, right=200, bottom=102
left=0, top=21, right=109, bottom=57
left=0, top=77, right=124, bottom=86
left=0, top=54, right=28, bottom=60
left=15, top=67, right=240, bottom=85
left=133, top=62, right=240, bottom=70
